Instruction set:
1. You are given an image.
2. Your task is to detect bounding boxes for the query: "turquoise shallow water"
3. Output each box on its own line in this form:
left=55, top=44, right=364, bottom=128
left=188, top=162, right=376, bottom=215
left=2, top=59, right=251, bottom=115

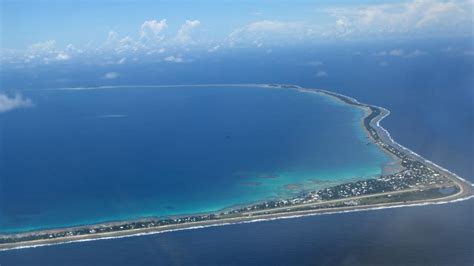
left=0, top=85, right=392, bottom=233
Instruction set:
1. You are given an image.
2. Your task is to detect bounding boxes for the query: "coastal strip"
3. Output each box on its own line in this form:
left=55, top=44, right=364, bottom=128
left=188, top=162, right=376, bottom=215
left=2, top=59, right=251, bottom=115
left=1, top=84, right=472, bottom=251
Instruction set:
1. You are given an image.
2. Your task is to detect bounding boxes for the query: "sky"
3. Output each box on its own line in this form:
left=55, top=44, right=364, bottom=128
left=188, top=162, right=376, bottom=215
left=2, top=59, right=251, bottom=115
left=0, top=0, right=473, bottom=65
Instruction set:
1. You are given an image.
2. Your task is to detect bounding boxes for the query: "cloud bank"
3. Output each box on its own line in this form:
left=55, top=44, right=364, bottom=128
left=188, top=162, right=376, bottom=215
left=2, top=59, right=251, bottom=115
left=1, top=0, right=472, bottom=65
left=328, top=0, right=472, bottom=37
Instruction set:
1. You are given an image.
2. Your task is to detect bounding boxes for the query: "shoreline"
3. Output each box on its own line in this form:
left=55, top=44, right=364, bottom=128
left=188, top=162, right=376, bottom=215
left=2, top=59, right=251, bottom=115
left=2, top=193, right=472, bottom=252
left=1, top=83, right=473, bottom=251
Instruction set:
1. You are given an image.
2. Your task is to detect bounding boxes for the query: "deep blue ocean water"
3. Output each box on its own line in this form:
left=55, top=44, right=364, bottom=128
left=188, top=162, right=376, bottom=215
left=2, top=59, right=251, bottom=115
left=0, top=39, right=472, bottom=265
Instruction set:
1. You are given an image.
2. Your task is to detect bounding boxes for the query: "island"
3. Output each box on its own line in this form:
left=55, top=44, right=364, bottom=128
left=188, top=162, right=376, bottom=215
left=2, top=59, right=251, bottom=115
left=1, top=84, right=472, bottom=251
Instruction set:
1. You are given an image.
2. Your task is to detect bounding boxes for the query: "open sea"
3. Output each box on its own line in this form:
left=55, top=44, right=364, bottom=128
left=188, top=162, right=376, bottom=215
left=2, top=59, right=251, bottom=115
left=0, top=39, right=472, bottom=265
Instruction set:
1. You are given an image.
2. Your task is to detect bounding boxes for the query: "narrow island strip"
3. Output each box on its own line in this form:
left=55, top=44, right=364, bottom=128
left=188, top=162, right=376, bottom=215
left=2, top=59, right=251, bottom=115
left=1, top=84, right=473, bottom=251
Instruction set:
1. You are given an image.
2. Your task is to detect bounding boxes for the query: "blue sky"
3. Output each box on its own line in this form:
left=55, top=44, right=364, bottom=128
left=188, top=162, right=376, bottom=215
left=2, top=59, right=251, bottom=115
left=0, top=0, right=473, bottom=65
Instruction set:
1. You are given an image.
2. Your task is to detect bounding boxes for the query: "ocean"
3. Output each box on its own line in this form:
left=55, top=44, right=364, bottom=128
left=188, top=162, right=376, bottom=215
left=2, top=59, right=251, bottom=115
left=0, top=39, right=472, bottom=265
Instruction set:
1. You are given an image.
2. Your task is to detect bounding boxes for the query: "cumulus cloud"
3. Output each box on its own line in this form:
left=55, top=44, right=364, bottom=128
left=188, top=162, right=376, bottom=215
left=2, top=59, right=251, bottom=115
left=327, top=0, right=473, bottom=37
left=0, top=93, right=33, bottom=113
left=97, top=19, right=167, bottom=55
left=226, top=0, right=472, bottom=44
left=105, top=31, right=141, bottom=54
left=118, top=36, right=140, bottom=52
left=27, top=40, right=56, bottom=55
left=25, top=40, right=59, bottom=62
left=176, top=20, right=201, bottom=44
left=140, top=19, right=168, bottom=40
left=103, top=72, right=120, bottom=79
left=65, top=44, right=82, bottom=54
left=24, top=40, right=75, bottom=62
left=5, top=0, right=472, bottom=65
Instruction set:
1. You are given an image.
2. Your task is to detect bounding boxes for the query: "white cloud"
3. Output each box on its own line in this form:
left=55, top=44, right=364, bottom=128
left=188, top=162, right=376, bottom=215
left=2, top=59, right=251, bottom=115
left=316, top=71, right=328, bottom=77
left=6, top=0, right=471, bottom=65
left=109, top=19, right=167, bottom=54
left=140, top=19, right=168, bottom=40
left=176, top=20, right=201, bottom=44
left=0, top=93, right=33, bottom=113
left=27, top=40, right=56, bottom=55
left=65, top=44, right=82, bottom=54
left=105, top=32, right=141, bottom=54
left=328, top=0, right=473, bottom=38
left=24, top=40, right=78, bottom=63
left=164, top=55, right=184, bottom=63
left=103, top=72, right=120, bottom=79
left=55, top=51, right=70, bottom=61
left=224, top=0, right=473, bottom=42
left=414, top=1, right=460, bottom=28
left=25, top=40, right=59, bottom=62
left=118, top=36, right=139, bottom=52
